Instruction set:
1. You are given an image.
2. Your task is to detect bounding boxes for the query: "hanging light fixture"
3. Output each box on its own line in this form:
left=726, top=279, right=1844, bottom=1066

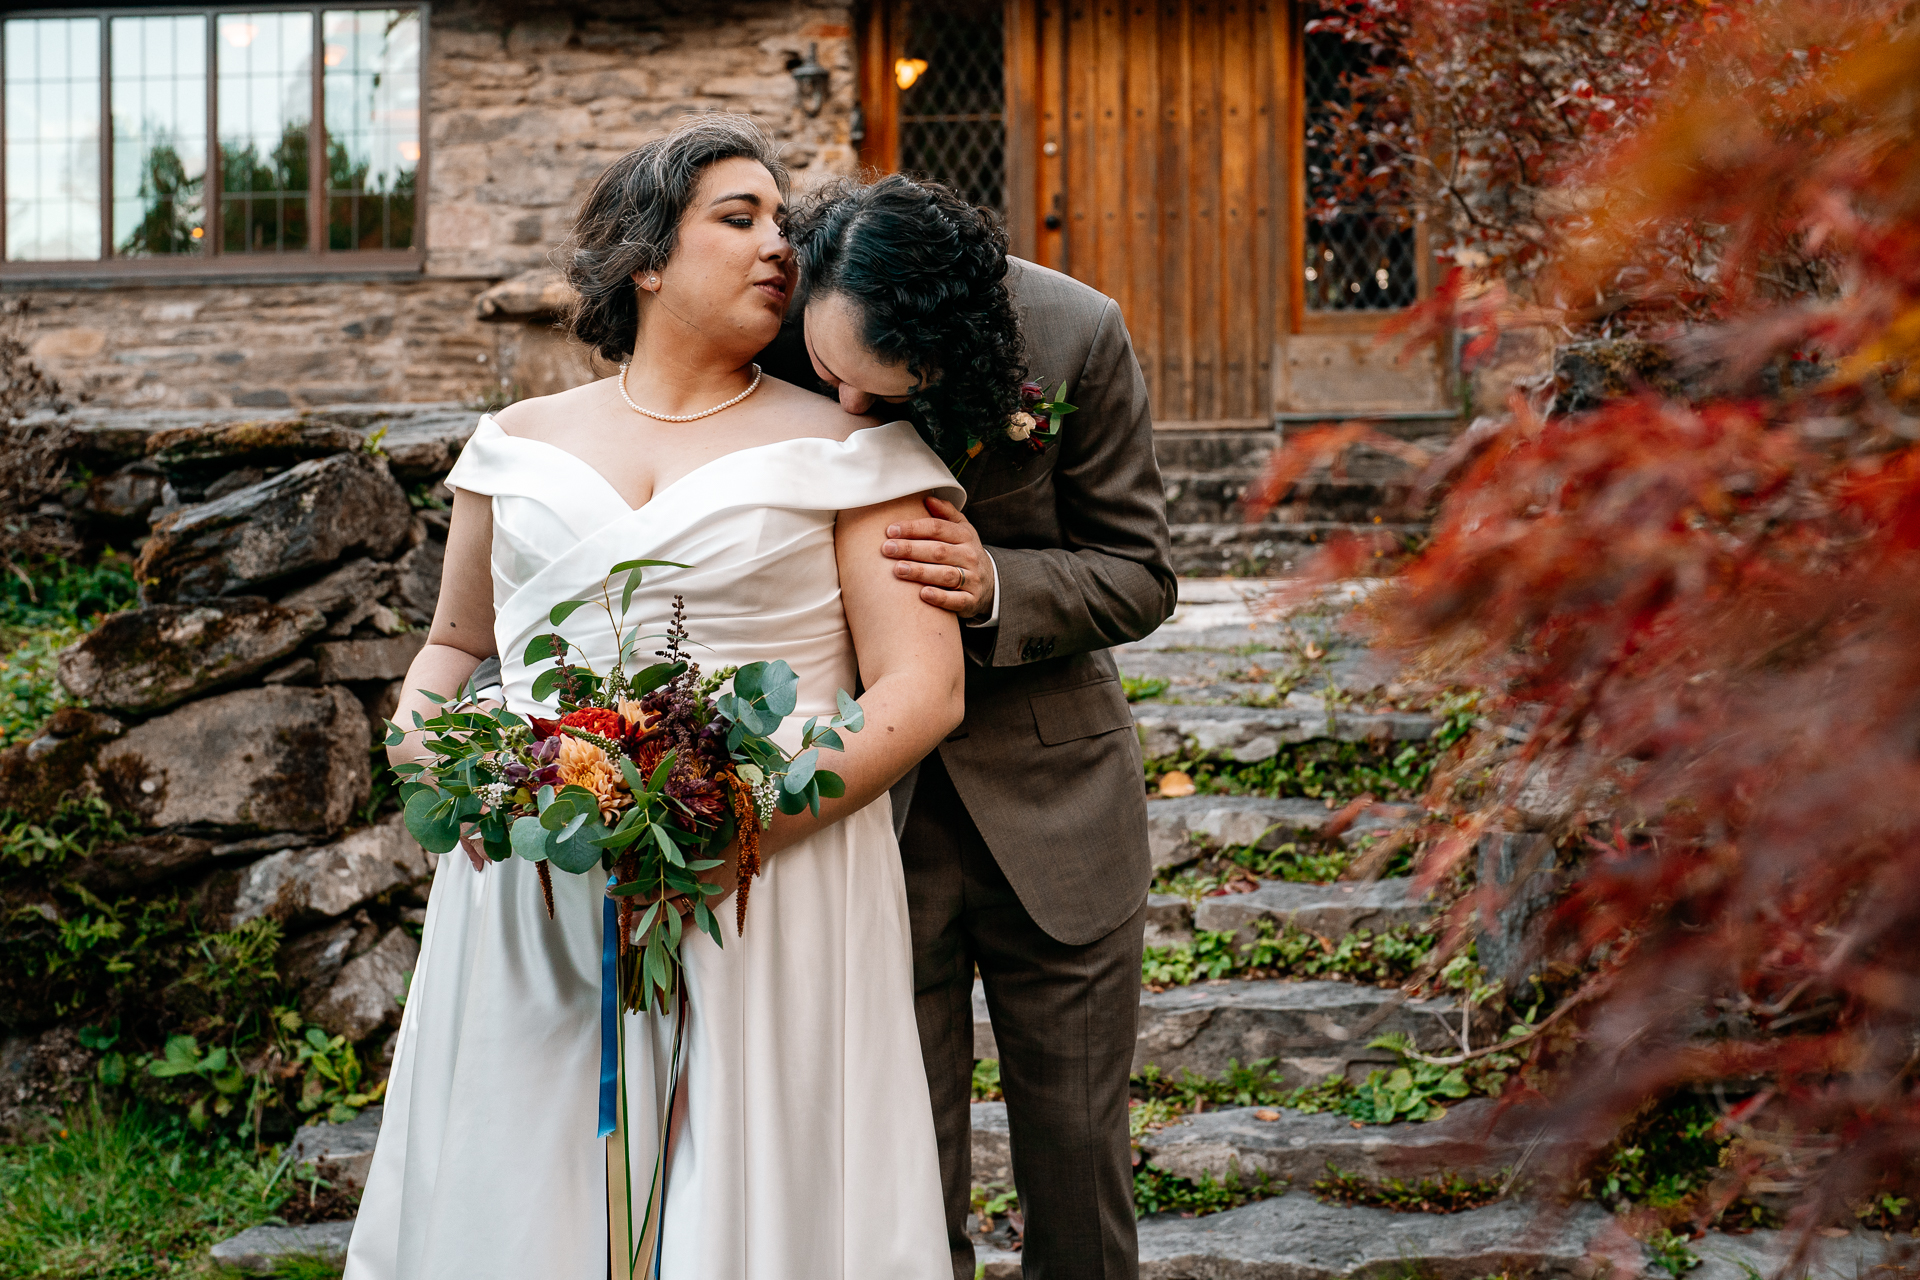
left=894, top=57, right=928, bottom=91
left=789, top=43, right=829, bottom=117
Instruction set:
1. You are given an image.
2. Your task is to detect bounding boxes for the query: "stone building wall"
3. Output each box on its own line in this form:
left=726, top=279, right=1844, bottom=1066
left=9, top=0, right=858, bottom=412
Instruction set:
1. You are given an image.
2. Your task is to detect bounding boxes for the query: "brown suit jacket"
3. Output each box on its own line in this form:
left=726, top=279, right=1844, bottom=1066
left=761, top=258, right=1177, bottom=946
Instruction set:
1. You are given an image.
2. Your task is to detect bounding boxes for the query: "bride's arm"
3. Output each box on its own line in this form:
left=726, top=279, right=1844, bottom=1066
left=387, top=488, right=499, bottom=770
left=756, top=494, right=964, bottom=858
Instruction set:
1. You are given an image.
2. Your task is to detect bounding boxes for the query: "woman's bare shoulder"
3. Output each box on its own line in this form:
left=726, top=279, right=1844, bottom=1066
left=754, top=376, right=882, bottom=443
left=491, top=380, right=618, bottom=439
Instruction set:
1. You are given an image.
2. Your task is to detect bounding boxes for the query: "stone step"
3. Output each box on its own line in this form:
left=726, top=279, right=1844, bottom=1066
left=1151, top=429, right=1280, bottom=473
left=974, top=978, right=1460, bottom=1086
left=1117, top=646, right=1401, bottom=702
left=977, top=1210, right=1898, bottom=1280
left=1163, top=474, right=1409, bottom=527
left=287, top=1104, right=383, bottom=1191
left=1134, top=979, right=1459, bottom=1084
left=1147, top=795, right=1418, bottom=872
left=1133, top=701, right=1440, bottom=764
left=972, top=1100, right=1012, bottom=1183
left=1137, top=1097, right=1558, bottom=1186
left=976, top=1194, right=1617, bottom=1279
left=1169, top=522, right=1424, bottom=578
left=1194, top=877, right=1434, bottom=948
left=209, top=1220, right=355, bottom=1273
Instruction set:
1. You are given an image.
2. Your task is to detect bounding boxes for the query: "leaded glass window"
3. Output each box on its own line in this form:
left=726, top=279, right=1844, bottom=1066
left=1301, top=29, right=1417, bottom=312
left=894, top=0, right=1005, bottom=215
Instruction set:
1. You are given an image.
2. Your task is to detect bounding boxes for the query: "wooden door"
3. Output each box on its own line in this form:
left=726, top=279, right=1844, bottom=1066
left=1020, top=0, right=1291, bottom=430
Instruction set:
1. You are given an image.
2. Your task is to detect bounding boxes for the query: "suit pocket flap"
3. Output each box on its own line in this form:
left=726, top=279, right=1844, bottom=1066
left=1030, top=679, right=1135, bottom=746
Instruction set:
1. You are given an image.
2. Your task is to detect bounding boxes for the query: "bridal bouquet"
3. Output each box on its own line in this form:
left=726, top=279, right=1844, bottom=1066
left=386, top=558, right=862, bottom=1013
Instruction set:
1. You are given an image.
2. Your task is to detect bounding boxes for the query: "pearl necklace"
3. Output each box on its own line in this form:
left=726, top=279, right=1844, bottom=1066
left=617, top=362, right=763, bottom=422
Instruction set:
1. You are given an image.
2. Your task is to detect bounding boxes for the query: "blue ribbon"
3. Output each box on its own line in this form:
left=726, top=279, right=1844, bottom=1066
left=597, top=887, right=619, bottom=1139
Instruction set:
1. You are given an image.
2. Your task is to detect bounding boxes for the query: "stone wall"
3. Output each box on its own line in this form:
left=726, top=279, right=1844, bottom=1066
left=1, top=406, right=477, bottom=1100
left=10, top=0, right=857, bottom=412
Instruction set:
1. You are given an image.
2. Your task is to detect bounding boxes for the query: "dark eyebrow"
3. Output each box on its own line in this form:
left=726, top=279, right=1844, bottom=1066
left=710, top=191, right=776, bottom=210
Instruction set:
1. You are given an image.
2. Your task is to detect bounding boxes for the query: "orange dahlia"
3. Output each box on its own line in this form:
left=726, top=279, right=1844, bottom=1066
left=556, top=736, right=627, bottom=821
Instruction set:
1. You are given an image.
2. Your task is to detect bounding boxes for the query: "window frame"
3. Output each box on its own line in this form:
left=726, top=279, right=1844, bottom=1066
left=0, top=0, right=427, bottom=282
left=1286, top=2, right=1429, bottom=336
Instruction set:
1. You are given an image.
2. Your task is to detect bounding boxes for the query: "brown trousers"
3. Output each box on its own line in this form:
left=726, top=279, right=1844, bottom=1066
left=901, top=752, right=1144, bottom=1280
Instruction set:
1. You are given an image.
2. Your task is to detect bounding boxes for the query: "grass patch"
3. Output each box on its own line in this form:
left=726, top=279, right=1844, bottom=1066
left=1313, top=1165, right=1508, bottom=1213
left=0, top=1096, right=309, bottom=1279
left=1122, top=675, right=1170, bottom=702
left=1141, top=921, right=1437, bottom=991
left=0, top=552, right=139, bottom=748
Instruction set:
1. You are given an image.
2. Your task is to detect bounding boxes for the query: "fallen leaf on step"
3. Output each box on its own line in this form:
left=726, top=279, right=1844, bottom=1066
left=1157, top=771, right=1196, bottom=798
left=1253, top=1109, right=1281, bottom=1121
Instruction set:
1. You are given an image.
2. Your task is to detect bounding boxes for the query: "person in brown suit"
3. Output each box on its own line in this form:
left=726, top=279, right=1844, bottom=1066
left=767, top=175, right=1176, bottom=1280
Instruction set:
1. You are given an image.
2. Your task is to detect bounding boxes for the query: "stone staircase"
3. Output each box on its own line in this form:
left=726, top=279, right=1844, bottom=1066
left=208, top=581, right=1894, bottom=1277
left=1155, top=422, right=1453, bottom=577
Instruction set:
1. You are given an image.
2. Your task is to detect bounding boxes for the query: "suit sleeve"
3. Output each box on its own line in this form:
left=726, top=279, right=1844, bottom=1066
left=975, top=300, right=1178, bottom=668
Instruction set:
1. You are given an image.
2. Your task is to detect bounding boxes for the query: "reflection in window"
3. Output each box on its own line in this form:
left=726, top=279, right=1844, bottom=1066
left=218, top=12, right=312, bottom=253
left=1302, top=30, right=1417, bottom=312
left=895, top=0, right=1005, bottom=215
left=322, top=10, right=418, bottom=251
left=113, top=16, right=207, bottom=257
left=4, top=18, right=102, bottom=262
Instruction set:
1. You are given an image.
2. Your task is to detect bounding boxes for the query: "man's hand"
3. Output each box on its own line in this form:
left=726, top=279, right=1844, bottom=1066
left=882, top=496, right=996, bottom=619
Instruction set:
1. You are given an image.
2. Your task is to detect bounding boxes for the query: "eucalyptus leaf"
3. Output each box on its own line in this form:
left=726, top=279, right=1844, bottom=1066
left=530, top=668, right=564, bottom=702
left=812, top=728, right=844, bottom=753
left=405, top=789, right=462, bottom=856
left=835, top=689, right=864, bottom=732
left=510, top=815, right=551, bottom=863
left=548, top=598, right=591, bottom=627
left=784, top=748, right=818, bottom=794
left=608, top=558, right=690, bottom=574
left=815, top=769, right=846, bottom=799
left=523, top=634, right=560, bottom=667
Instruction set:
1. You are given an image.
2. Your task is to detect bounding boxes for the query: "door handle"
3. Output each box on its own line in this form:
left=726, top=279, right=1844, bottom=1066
left=1044, top=213, right=1062, bottom=230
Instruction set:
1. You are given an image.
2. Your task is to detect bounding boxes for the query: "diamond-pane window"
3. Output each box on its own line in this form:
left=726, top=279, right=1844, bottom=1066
left=896, top=0, right=1005, bottom=215
left=1302, top=30, right=1417, bottom=312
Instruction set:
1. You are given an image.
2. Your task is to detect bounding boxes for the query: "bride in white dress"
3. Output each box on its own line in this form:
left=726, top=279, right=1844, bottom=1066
left=345, top=117, right=960, bottom=1280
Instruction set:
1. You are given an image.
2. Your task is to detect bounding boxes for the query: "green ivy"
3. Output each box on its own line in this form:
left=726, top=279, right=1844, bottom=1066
left=1140, top=921, right=1437, bottom=990
left=1122, top=675, right=1170, bottom=702
left=1132, top=1163, right=1278, bottom=1218
left=1144, top=695, right=1480, bottom=806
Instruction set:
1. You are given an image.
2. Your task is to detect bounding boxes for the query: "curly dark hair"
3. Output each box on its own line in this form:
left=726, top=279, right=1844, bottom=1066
left=564, top=114, right=789, bottom=363
left=785, top=175, right=1026, bottom=456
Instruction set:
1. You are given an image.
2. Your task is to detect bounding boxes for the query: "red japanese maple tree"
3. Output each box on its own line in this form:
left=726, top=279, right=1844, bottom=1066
left=1273, top=0, right=1920, bottom=1231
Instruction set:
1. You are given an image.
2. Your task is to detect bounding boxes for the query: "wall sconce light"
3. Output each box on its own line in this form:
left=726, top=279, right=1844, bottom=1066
left=894, top=57, right=928, bottom=91
left=790, top=43, right=830, bottom=117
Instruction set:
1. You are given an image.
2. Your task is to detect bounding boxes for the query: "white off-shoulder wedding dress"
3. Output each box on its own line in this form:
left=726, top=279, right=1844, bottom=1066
left=343, top=416, right=956, bottom=1280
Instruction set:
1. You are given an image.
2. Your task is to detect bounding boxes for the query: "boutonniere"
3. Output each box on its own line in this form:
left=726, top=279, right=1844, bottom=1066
left=948, top=379, right=1078, bottom=478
